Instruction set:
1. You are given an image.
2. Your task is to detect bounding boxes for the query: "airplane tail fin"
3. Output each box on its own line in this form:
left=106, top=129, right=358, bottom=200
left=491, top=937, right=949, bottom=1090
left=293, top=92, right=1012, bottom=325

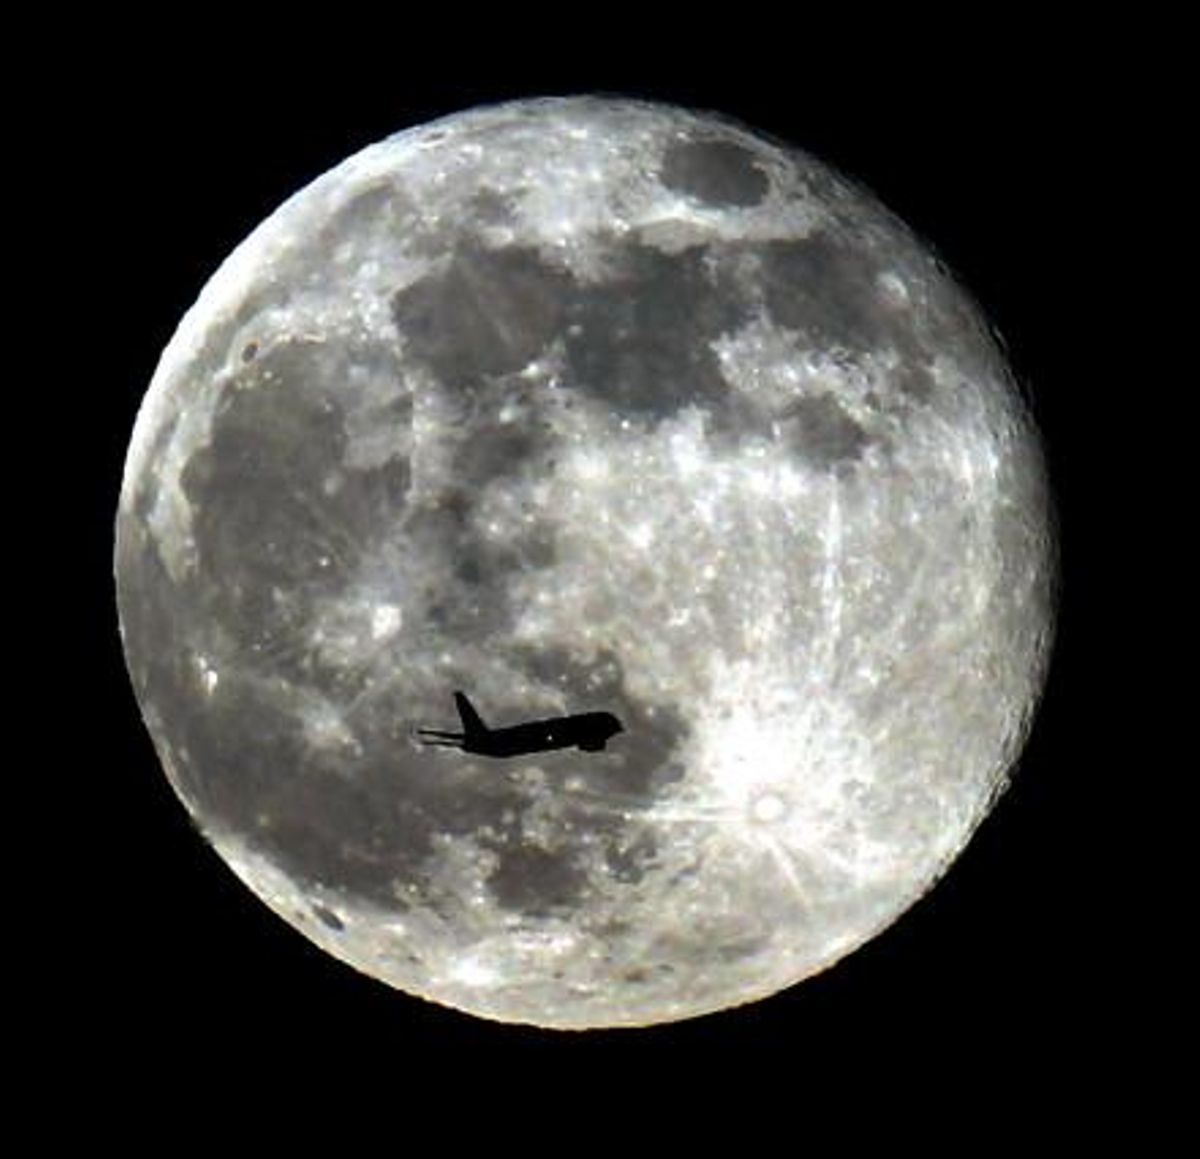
left=454, top=691, right=488, bottom=737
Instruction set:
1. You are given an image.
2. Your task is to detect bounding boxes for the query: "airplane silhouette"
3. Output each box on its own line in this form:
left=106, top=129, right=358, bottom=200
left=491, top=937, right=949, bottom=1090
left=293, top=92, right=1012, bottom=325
left=416, top=691, right=624, bottom=758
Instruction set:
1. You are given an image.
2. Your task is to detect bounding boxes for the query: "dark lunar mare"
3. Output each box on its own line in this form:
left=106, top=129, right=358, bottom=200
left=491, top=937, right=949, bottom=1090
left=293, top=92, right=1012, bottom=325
left=391, top=220, right=945, bottom=454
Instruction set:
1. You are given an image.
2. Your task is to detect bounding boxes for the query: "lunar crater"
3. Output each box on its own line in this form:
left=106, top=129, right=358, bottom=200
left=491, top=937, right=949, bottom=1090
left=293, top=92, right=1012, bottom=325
left=780, top=392, right=872, bottom=468
left=659, top=137, right=771, bottom=208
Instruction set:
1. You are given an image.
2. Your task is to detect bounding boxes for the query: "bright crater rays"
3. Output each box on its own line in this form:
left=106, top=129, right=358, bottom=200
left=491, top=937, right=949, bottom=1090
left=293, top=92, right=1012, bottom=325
left=116, top=97, right=1055, bottom=1029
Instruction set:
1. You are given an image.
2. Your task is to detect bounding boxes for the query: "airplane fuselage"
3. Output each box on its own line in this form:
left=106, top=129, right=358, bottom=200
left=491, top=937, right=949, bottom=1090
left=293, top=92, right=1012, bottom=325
left=416, top=692, right=624, bottom=758
left=462, top=713, right=621, bottom=757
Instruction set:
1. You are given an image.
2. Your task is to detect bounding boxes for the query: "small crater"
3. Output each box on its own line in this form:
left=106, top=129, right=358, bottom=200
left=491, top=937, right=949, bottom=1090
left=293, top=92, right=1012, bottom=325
left=715, top=936, right=768, bottom=962
left=312, top=904, right=344, bottom=931
left=781, top=393, right=870, bottom=468
left=659, top=138, right=770, bottom=208
left=241, top=341, right=259, bottom=363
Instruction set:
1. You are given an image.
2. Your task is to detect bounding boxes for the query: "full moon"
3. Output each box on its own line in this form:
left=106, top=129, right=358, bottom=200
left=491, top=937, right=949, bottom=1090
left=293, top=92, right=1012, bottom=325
left=116, top=97, right=1055, bottom=1028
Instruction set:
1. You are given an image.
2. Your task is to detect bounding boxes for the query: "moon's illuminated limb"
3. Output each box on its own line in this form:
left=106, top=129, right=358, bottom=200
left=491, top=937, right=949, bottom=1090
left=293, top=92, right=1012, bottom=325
left=116, top=97, right=1055, bottom=1029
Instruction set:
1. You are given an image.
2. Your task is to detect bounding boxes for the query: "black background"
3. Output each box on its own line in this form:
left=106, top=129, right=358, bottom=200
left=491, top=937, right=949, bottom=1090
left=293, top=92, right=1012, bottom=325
left=58, top=25, right=1141, bottom=1104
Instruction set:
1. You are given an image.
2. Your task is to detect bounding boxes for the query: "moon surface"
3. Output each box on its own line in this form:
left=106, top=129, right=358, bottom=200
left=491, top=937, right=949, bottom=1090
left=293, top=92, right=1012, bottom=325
left=116, top=97, right=1056, bottom=1028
